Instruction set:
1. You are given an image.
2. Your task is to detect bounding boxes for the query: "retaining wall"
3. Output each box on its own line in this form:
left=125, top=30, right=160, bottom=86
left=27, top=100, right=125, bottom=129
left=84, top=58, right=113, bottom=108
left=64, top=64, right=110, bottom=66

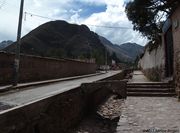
left=0, top=72, right=127, bottom=133
left=101, top=69, right=132, bottom=81
left=0, top=52, right=97, bottom=85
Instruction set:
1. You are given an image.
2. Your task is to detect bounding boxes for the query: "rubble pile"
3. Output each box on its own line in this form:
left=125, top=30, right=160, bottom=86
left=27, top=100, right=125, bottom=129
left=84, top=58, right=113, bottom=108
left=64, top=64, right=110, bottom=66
left=97, top=95, right=124, bottom=121
left=69, top=95, right=124, bottom=133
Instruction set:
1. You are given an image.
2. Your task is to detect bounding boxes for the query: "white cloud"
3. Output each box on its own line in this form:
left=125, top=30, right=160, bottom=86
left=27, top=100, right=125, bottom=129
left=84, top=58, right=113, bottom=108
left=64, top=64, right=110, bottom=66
left=70, top=12, right=81, bottom=24
left=74, top=0, right=106, bottom=6
left=80, top=0, right=148, bottom=45
left=32, top=0, right=41, bottom=7
left=0, top=0, right=148, bottom=46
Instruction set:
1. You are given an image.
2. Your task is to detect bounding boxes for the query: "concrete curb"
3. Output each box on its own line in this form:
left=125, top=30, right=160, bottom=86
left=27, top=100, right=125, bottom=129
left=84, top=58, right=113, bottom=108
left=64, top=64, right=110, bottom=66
left=0, top=72, right=104, bottom=93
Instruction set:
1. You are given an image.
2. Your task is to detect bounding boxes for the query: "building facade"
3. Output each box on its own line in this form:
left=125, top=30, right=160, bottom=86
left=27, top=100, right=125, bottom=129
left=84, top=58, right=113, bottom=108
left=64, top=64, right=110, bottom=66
left=170, top=6, right=180, bottom=99
left=139, top=5, right=180, bottom=99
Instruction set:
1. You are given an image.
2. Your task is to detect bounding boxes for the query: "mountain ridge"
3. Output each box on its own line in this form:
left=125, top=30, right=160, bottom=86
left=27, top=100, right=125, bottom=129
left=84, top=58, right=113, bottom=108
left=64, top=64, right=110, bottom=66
left=4, top=20, right=144, bottom=64
left=99, top=36, right=144, bottom=62
left=0, top=40, right=13, bottom=50
left=5, top=20, right=106, bottom=64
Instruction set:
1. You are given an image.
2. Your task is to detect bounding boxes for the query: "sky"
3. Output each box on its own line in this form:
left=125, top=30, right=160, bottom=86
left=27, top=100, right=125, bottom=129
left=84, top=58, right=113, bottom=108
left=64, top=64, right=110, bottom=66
left=0, top=0, right=148, bottom=46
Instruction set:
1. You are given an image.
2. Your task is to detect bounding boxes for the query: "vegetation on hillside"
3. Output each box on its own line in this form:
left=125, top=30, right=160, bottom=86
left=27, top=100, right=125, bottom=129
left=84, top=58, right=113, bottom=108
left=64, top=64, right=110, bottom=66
left=5, top=21, right=107, bottom=64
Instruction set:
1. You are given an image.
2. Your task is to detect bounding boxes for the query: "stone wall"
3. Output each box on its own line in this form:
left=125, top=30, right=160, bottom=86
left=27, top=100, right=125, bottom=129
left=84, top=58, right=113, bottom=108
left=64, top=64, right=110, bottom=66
left=139, top=44, right=165, bottom=81
left=0, top=79, right=127, bottom=133
left=0, top=52, right=97, bottom=85
left=171, top=6, right=180, bottom=98
left=100, top=69, right=132, bottom=81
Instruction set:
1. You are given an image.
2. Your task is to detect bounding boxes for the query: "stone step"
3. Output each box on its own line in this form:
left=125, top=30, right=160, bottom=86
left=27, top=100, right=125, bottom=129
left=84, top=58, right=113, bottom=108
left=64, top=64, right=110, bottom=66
left=127, top=83, right=172, bottom=87
left=127, top=92, right=176, bottom=97
left=127, top=88, right=175, bottom=93
left=127, top=85, right=173, bottom=88
left=127, top=82, right=169, bottom=85
left=126, top=82, right=175, bottom=97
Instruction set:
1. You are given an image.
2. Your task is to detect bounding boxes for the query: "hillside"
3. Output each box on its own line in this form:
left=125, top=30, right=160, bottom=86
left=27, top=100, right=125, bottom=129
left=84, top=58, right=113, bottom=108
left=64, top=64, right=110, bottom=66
left=0, top=40, right=13, bottom=50
left=5, top=20, right=144, bottom=64
left=5, top=20, right=106, bottom=64
left=99, top=36, right=144, bottom=62
left=119, top=43, right=144, bottom=60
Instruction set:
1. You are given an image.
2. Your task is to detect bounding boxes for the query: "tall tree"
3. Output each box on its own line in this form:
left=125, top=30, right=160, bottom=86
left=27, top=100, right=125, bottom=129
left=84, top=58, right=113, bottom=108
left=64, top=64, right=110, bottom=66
left=125, top=0, right=179, bottom=43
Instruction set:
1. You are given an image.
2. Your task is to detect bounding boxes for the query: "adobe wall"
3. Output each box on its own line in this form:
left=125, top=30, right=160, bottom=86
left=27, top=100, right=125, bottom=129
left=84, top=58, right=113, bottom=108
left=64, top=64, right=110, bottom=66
left=171, top=6, right=180, bottom=98
left=0, top=52, right=97, bottom=85
left=138, top=44, right=165, bottom=81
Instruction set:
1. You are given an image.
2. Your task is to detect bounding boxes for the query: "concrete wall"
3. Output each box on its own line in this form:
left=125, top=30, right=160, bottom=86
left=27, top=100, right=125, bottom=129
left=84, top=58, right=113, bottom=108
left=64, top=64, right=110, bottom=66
left=171, top=6, right=180, bottom=98
left=0, top=74, right=127, bottom=133
left=0, top=52, right=97, bottom=85
left=139, top=44, right=165, bottom=81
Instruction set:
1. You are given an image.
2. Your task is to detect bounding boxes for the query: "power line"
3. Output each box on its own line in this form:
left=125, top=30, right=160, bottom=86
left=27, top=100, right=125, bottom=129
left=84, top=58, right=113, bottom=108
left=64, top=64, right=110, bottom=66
left=25, top=12, right=55, bottom=21
left=24, top=11, right=132, bottom=29
left=86, top=24, right=132, bottom=29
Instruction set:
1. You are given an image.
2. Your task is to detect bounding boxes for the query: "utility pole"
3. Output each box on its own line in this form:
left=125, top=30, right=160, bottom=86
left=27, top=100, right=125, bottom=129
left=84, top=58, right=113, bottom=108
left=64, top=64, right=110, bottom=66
left=13, top=0, right=24, bottom=86
left=105, top=48, right=108, bottom=73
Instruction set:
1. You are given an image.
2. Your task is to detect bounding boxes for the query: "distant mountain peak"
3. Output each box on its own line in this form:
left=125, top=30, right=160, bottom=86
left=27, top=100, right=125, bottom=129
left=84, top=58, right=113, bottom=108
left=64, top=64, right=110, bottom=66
left=0, top=40, right=13, bottom=50
left=99, top=36, right=144, bottom=62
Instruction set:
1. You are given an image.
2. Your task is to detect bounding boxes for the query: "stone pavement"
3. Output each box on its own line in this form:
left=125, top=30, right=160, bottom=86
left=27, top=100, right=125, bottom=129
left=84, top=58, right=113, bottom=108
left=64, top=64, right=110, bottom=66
left=117, top=97, right=180, bottom=133
left=118, top=70, right=180, bottom=132
left=129, top=70, right=150, bottom=82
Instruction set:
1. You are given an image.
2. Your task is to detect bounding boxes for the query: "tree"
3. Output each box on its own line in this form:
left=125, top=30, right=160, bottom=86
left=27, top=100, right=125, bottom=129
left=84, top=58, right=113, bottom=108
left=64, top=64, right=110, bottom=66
left=125, top=0, right=179, bottom=42
left=111, top=52, right=120, bottom=63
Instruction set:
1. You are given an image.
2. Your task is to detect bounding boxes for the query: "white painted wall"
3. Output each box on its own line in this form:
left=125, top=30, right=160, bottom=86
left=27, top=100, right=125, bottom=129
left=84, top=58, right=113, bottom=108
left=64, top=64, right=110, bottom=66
left=139, top=44, right=165, bottom=69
